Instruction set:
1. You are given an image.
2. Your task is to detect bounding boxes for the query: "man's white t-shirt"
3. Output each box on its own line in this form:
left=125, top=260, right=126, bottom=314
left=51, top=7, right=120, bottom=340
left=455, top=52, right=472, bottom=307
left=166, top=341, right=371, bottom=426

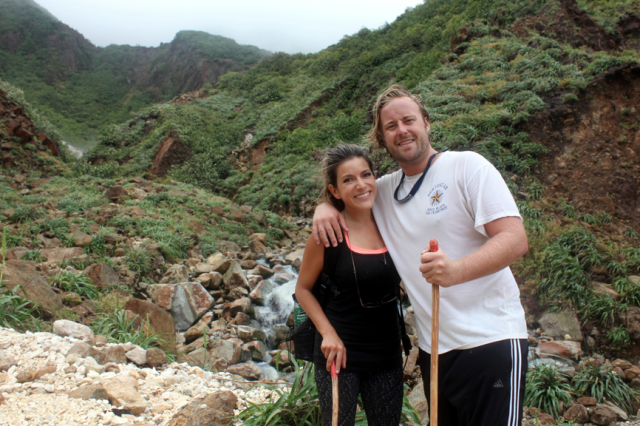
left=373, top=151, right=528, bottom=354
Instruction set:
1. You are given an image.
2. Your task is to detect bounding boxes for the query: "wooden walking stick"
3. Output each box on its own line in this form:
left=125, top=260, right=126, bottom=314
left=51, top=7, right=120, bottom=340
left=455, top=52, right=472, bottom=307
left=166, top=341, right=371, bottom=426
left=429, top=239, right=439, bottom=426
left=331, top=361, right=339, bottom=426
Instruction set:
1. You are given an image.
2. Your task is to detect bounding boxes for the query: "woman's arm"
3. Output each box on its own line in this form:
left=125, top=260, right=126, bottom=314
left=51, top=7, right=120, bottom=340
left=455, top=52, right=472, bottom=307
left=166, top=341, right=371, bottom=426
left=295, top=234, right=347, bottom=373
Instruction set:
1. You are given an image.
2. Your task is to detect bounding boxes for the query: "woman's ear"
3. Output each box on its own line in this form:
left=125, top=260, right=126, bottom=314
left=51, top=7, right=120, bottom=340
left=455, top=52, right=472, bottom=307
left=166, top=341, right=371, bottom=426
left=328, top=184, right=341, bottom=200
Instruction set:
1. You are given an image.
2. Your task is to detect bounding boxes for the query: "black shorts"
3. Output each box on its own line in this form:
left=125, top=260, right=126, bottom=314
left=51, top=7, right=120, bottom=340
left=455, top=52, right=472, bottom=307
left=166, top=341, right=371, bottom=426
left=420, top=338, right=528, bottom=426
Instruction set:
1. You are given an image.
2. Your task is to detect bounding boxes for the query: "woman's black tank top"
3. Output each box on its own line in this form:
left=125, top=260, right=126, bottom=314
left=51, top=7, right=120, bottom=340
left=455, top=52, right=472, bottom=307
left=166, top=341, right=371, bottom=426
left=313, top=234, right=402, bottom=371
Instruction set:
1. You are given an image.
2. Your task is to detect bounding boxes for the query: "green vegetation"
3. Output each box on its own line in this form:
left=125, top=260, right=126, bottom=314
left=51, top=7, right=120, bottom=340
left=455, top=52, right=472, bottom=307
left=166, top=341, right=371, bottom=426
left=91, top=309, right=166, bottom=350
left=526, top=363, right=640, bottom=418
left=49, top=271, right=99, bottom=299
left=0, top=0, right=270, bottom=146
left=525, top=364, right=573, bottom=418
left=572, top=364, right=638, bottom=414
left=237, top=358, right=420, bottom=426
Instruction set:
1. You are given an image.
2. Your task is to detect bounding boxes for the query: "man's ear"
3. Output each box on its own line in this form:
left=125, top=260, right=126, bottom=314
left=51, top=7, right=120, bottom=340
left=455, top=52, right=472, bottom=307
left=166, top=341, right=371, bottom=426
left=328, top=184, right=341, bottom=200
left=424, top=117, right=431, bottom=133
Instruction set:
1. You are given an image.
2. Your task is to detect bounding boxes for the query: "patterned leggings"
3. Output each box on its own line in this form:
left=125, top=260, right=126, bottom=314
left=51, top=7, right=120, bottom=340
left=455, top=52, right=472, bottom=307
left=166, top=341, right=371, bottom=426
left=315, top=366, right=404, bottom=426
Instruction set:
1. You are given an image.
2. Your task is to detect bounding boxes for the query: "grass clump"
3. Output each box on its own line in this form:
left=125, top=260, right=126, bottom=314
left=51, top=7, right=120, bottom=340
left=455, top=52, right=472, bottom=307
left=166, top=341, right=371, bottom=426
left=50, top=271, right=99, bottom=300
left=91, top=309, right=165, bottom=349
left=525, top=364, right=573, bottom=418
left=0, top=229, right=41, bottom=331
left=572, top=364, right=639, bottom=414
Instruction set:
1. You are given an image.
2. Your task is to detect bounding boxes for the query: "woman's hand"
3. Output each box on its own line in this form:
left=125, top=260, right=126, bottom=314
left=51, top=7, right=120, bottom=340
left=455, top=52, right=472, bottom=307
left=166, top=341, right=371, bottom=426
left=321, top=331, right=347, bottom=373
left=312, top=203, right=348, bottom=248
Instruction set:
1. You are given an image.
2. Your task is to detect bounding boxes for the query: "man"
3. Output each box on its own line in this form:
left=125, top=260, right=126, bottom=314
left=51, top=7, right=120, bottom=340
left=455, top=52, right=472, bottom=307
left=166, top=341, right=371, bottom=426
left=312, top=85, right=529, bottom=426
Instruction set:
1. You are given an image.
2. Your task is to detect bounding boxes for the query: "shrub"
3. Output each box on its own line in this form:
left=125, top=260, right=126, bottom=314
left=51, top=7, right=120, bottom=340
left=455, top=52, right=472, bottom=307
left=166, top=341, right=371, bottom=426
left=91, top=309, right=166, bottom=349
left=572, top=364, right=639, bottom=414
left=0, top=229, right=40, bottom=331
left=237, top=359, right=322, bottom=426
left=11, top=206, right=43, bottom=223
left=124, top=247, right=153, bottom=274
left=20, top=249, right=45, bottom=262
left=50, top=271, right=99, bottom=299
left=525, top=364, right=573, bottom=418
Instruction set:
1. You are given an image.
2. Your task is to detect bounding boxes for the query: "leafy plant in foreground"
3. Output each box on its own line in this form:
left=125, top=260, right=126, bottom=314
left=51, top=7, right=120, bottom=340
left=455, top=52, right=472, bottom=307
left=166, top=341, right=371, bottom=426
left=91, top=309, right=166, bottom=350
left=50, top=271, right=99, bottom=300
left=525, top=364, right=573, bottom=418
left=237, top=358, right=322, bottom=426
left=607, top=326, right=631, bottom=348
left=20, top=249, right=45, bottom=262
left=572, top=364, right=639, bottom=414
left=0, top=229, right=40, bottom=331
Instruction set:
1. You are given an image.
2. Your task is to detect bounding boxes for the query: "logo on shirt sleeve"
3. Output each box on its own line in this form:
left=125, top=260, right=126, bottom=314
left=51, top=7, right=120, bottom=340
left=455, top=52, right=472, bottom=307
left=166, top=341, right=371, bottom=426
left=426, top=183, right=448, bottom=215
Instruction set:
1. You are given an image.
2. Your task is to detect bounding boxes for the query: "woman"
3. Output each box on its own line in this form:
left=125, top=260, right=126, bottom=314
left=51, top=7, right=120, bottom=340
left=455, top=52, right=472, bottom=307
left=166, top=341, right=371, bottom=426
left=295, top=144, right=404, bottom=426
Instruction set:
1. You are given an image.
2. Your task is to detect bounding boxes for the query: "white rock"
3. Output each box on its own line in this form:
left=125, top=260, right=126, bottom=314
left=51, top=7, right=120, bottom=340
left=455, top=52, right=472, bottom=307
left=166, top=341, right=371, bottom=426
left=125, top=347, right=147, bottom=366
left=52, top=320, right=96, bottom=345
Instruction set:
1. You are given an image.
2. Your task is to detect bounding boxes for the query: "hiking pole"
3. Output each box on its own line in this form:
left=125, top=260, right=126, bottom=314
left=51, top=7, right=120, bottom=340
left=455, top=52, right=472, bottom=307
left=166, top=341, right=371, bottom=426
left=331, top=361, right=338, bottom=426
left=429, top=239, right=439, bottom=426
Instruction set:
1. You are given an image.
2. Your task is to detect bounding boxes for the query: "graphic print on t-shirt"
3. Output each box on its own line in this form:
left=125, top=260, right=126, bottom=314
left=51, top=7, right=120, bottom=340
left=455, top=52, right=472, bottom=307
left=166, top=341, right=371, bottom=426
left=426, top=183, right=449, bottom=215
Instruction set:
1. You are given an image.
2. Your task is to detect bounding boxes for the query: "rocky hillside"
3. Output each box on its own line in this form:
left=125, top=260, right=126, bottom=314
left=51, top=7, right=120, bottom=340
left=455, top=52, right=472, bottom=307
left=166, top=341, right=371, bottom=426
left=0, top=0, right=271, bottom=145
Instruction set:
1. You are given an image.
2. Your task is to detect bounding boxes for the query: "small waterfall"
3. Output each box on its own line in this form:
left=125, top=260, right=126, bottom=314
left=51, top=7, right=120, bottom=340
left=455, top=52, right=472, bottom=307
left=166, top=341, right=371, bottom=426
left=253, top=264, right=299, bottom=332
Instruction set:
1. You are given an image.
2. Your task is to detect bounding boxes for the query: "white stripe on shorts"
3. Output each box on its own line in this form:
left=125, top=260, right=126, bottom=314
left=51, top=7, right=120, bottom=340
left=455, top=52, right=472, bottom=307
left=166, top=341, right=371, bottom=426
left=508, top=339, right=522, bottom=426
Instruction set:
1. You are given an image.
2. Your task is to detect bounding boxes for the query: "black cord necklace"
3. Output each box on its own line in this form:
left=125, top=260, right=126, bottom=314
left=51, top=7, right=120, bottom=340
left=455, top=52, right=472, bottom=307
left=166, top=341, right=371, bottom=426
left=393, top=149, right=448, bottom=203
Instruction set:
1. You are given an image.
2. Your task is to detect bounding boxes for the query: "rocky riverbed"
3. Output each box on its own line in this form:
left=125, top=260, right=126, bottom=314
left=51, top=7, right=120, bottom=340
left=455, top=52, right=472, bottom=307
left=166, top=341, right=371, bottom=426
left=0, top=327, right=281, bottom=426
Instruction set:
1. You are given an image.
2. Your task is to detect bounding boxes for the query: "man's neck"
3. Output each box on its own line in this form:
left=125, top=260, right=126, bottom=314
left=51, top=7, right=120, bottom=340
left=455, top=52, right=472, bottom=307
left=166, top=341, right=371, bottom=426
left=400, top=147, right=440, bottom=176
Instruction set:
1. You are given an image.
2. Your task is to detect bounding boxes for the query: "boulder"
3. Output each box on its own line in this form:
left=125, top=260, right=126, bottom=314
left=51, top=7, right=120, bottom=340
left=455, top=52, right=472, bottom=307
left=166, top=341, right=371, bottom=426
left=407, top=380, right=429, bottom=426
left=0, top=353, right=17, bottom=372
left=538, top=341, right=582, bottom=360
left=66, top=342, right=101, bottom=362
left=284, top=248, right=305, bottom=265
left=126, top=347, right=147, bottom=365
left=593, top=282, right=621, bottom=300
left=67, top=384, right=109, bottom=401
left=195, top=263, right=216, bottom=275
left=591, top=406, right=617, bottom=425
left=208, top=339, right=242, bottom=365
left=178, top=347, right=211, bottom=369
left=166, top=390, right=237, bottom=426
left=223, top=261, right=250, bottom=290
left=564, top=404, right=589, bottom=423
left=248, top=233, right=268, bottom=255
left=2, top=260, right=63, bottom=315
left=222, top=297, right=253, bottom=320
left=623, top=307, right=640, bottom=341
left=269, top=350, right=293, bottom=370
left=250, top=264, right=274, bottom=279
left=124, top=298, right=176, bottom=353
left=104, top=185, right=128, bottom=203
left=182, top=282, right=214, bottom=316
left=103, top=377, right=147, bottom=416
left=274, top=273, right=294, bottom=284
left=539, top=310, right=583, bottom=342
left=206, top=253, right=231, bottom=274
left=242, top=341, right=268, bottom=361
left=94, top=346, right=127, bottom=365
left=40, top=247, right=83, bottom=263
left=602, top=401, right=628, bottom=421
left=226, top=361, right=263, bottom=381
left=217, top=240, right=241, bottom=253
left=146, top=284, right=176, bottom=310
left=5, top=247, right=29, bottom=261
left=237, top=326, right=266, bottom=343
left=83, top=263, right=120, bottom=289
left=146, top=348, right=167, bottom=367
left=270, top=325, right=290, bottom=348
left=53, top=320, right=95, bottom=345
left=184, top=322, right=209, bottom=344
left=68, top=230, right=92, bottom=247
left=159, top=264, right=189, bottom=284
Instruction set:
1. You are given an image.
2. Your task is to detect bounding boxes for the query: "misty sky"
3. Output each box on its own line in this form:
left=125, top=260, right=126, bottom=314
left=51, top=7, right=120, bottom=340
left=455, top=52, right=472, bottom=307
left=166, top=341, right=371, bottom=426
left=35, top=0, right=424, bottom=54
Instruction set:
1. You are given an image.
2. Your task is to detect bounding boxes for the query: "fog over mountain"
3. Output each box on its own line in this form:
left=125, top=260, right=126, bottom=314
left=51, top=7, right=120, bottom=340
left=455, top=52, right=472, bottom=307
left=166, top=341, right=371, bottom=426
left=35, top=0, right=423, bottom=53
